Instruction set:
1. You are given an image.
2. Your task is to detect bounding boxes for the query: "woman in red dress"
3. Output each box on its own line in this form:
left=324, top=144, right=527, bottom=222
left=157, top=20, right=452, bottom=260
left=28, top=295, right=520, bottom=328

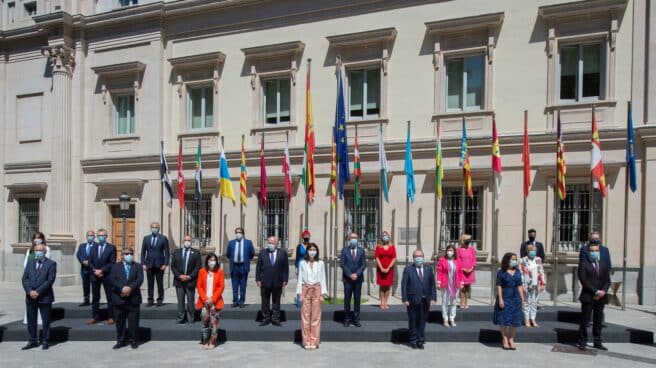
left=375, top=231, right=397, bottom=309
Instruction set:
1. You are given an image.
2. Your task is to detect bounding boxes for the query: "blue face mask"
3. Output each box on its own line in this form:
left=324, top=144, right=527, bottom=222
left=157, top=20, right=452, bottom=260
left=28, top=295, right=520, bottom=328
left=510, top=260, right=518, bottom=268
left=124, top=254, right=134, bottom=264
left=34, top=250, right=45, bottom=260
left=151, top=228, right=159, bottom=236
left=528, top=250, right=537, bottom=258
left=87, top=236, right=95, bottom=243
left=382, top=236, right=390, bottom=243
left=590, top=251, right=601, bottom=261
left=349, top=239, right=358, bottom=248
left=414, top=257, right=423, bottom=267
left=98, top=236, right=106, bottom=243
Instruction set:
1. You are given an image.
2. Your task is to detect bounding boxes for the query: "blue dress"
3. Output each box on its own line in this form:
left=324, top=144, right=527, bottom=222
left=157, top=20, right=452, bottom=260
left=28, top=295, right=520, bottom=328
left=493, top=269, right=523, bottom=327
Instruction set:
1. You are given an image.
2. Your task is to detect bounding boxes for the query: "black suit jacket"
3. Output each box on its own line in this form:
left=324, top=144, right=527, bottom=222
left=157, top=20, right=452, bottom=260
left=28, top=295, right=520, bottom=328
left=578, top=259, right=611, bottom=304
left=255, top=249, right=289, bottom=289
left=170, top=248, right=201, bottom=287
left=141, top=234, right=170, bottom=268
left=579, top=244, right=612, bottom=270
left=519, top=240, right=545, bottom=262
left=89, top=242, right=117, bottom=281
left=401, top=264, right=436, bottom=305
left=109, top=262, right=144, bottom=306
left=340, top=246, right=366, bottom=282
left=22, top=258, right=57, bottom=304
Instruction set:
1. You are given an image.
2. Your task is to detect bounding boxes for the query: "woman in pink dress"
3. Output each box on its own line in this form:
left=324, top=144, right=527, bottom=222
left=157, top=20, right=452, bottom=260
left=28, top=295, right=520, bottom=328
left=456, top=234, right=477, bottom=309
left=375, top=231, right=396, bottom=309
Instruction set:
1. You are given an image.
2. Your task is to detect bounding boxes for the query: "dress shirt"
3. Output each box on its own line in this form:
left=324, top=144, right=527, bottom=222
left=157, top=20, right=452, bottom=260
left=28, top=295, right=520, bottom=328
left=525, top=258, right=539, bottom=286
left=206, top=271, right=214, bottom=300
left=296, top=260, right=328, bottom=295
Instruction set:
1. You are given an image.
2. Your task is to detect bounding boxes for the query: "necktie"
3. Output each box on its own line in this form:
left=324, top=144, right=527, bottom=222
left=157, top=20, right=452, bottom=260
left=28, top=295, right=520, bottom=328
left=151, top=236, right=156, bottom=246
left=183, top=249, right=189, bottom=274
left=86, top=243, right=91, bottom=257
left=352, top=249, right=356, bottom=260
left=418, top=267, right=424, bottom=281
left=99, top=245, right=104, bottom=257
left=270, top=251, right=275, bottom=265
left=593, top=262, right=599, bottom=275
left=36, top=261, right=42, bottom=272
left=124, top=264, right=130, bottom=279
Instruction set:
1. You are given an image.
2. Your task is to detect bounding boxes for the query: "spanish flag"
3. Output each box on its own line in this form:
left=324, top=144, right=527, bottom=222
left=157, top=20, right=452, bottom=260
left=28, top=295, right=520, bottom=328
left=591, top=107, right=607, bottom=197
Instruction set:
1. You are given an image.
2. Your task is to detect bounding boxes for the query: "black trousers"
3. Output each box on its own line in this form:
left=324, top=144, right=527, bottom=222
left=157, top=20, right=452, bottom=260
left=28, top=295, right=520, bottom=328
left=260, top=286, right=283, bottom=322
left=25, top=300, right=52, bottom=344
left=578, top=300, right=605, bottom=345
left=91, top=277, right=114, bottom=320
left=343, top=280, right=363, bottom=322
left=175, top=282, right=195, bottom=322
left=80, top=269, right=91, bottom=302
left=407, top=298, right=430, bottom=344
left=115, top=303, right=140, bottom=344
left=146, top=267, right=165, bottom=303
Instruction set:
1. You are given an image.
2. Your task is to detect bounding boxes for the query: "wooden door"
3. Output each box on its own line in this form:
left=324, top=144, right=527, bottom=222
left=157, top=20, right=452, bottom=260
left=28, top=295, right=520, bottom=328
left=112, top=218, right=136, bottom=259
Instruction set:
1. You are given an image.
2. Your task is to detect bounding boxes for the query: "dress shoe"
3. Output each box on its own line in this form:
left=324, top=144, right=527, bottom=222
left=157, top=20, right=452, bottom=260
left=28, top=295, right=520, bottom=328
left=86, top=319, right=98, bottom=325
left=577, top=344, right=588, bottom=351
left=418, top=343, right=425, bottom=350
left=352, top=321, right=361, bottom=327
left=106, top=318, right=115, bottom=325
left=42, top=342, right=50, bottom=350
left=156, top=302, right=164, bottom=307
left=239, top=304, right=246, bottom=308
left=146, top=302, right=155, bottom=307
left=410, top=343, right=419, bottom=350
left=113, top=342, right=126, bottom=350
left=343, top=321, right=350, bottom=327
left=21, top=342, right=39, bottom=350
left=593, top=343, right=608, bottom=351
left=131, top=342, right=138, bottom=349
left=231, top=303, right=238, bottom=308
left=176, top=319, right=186, bottom=324
left=79, top=302, right=90, bottom=307
left=259, top=319, right=271, bottom=326
left=272, top=320, right=281, bottom=326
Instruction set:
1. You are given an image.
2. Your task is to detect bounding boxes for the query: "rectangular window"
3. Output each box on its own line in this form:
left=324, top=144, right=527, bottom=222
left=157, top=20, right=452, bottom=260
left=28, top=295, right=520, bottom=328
left=115, top=94, right=135, bottom=135
left=188, top=86, right=214, bottom=130
left=348, top=68, right=380, bottom=119
left=18, top=198, right=39, bottom=243
left=559, top=43, right=603, bottom=102
left=344, top=189, right=380, bottom=250
left=184, top=193, right=212, bottom=247
left=23, top=1, right=36, bottom=17
left=446, top=54, right=485, bottom=111
left=262, top=78, right=290, bottom=125
left=8, top=2, right=16, bottom=23
left=557, top=184, right=603, bottom=252
left=119, top=0, right=138, bottom=6
left=260, top=192, right=289, bottom=248
left=440, top=187, right=483, bottom=250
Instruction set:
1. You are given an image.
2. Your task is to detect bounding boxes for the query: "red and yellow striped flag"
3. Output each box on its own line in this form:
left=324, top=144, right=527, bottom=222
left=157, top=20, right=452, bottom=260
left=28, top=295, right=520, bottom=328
left=239, top=135, right=247, bottom=206
left=330, top=139, right=337, bottom=209
left=557, top=111, right=567, bottom=200
left=302, top=61, right=316, bottom=202
left=460, top=118, right=473, bottom=198
left=591, top=108, right=607, bottom=197
left=491, top=116, right=503, bottom=200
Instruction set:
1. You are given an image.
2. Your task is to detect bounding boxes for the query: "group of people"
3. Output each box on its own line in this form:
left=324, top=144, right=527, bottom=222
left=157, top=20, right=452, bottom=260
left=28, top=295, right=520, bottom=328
left=19, top=225, right=612, bottom=352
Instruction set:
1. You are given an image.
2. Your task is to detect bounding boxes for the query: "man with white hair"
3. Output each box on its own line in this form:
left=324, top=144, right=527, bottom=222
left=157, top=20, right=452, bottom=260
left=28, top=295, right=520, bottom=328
left=256, top=236, right=289, bottom=326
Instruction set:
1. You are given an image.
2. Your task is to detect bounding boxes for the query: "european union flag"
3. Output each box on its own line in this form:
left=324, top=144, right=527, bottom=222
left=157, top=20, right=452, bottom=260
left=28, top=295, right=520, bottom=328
left=334, top=68, right=350, bottom=198
left=627, top=102, right=637, bottom=192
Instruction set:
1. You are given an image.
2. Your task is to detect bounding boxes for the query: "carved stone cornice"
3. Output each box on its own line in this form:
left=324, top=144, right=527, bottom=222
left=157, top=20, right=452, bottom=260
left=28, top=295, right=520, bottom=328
left=42, top=44, right=75, bottom=76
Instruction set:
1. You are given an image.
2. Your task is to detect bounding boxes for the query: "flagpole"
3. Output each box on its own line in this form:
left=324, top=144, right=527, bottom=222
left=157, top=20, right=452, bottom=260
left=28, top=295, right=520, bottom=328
left=304, top=59, right=311, bottom=230
left=379, top=122, right=384, bottom=242
left=553, top=110, right=561, bottom=307
left=161, top=141, right=170, bottom=288
left=490, top=113, right=497, bottom=304
left=522, top=110, right=528, bottom=241
left=405, top=121, right=411, bottom=264
left=621, top=101, right=631, bottom=310
left=433, top=122, right=439, bottom=259
left=460, top=117, right=466, bottom=249
left=332, top=131, right=339, bottom=305
left=240, top=134, right=245, bottom=229
left=219, top=136, right=225, bottom=257
left=286, top=131, right=291, bottom=250
left=589, top=106, right=595, bottom=235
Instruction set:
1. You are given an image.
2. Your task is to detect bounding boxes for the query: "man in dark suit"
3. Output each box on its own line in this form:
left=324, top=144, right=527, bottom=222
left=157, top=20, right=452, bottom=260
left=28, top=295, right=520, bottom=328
left=141, top=221, right=170, bottom=307
left=171, top=234, right=201, bottom=324
left=255, top=235, right=289, bottom=326
left=519, top=229, right=545, bottom=262
left=225, top=227, right=255, bottom=308
left=579, top=232, right=611, bottom=270
left=577, top=242, right=611, bottom=351
left=21, top=242, right=57, bottom=350
left=109, top=249, right=144, bottom=350
left=88, top=228, right=117, bottom=325
left=401, top=249, right=436, bottom=350
left=340, top=232, right=366, bottom=327
left=76, top=230, right=95, bottom=306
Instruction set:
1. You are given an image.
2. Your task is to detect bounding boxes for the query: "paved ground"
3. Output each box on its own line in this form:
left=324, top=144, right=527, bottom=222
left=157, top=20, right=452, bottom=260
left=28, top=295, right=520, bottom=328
left=1, top=281, right=654, bottom=367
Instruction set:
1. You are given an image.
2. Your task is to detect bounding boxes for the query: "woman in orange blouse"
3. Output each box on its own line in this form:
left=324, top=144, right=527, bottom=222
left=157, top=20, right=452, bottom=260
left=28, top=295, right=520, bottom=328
left=196, top=253, right=225, bottom=349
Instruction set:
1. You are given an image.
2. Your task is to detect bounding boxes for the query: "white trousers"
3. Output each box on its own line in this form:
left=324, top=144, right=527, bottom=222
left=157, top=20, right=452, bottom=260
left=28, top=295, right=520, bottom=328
left=441, top=289, right=457, bottom=322
left=524, top=285, right=540, bottom=321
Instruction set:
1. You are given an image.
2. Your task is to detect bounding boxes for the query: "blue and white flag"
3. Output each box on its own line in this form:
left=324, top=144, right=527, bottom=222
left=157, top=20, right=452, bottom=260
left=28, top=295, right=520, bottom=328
left=378, top=124, right=389, bottom=203
left=405, top=125, right=416, bottom=203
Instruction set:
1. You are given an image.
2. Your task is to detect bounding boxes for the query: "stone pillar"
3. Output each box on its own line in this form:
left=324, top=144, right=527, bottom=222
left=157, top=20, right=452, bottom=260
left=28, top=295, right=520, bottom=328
left=42, top=44, right=77, bottom=281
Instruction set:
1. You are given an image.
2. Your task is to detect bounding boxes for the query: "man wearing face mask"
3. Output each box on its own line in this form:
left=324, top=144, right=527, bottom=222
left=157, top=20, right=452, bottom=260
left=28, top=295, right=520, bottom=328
left=577, top=242, right=611, bottom=351
left=401, top=250, right=436, bottom=349
left=255, top=236, right=289, bottom=326
left=340, top=232, right=366, bottom=327
left=88, top=228, right=117, bottom=325
left=226, top=227, right=255, bottom=308
left=109, top=249, right=144, bottom=349
left=141, top=222, right=170, bottom=307
left=76, top=230, right=96, bottom=307
left=171, top=235, right=201, bottom=323
left=579, top=232, right=611, bottom=270
left=21, top=242, right=57, bottom=350
left=519, top=229, right=545, bottom=263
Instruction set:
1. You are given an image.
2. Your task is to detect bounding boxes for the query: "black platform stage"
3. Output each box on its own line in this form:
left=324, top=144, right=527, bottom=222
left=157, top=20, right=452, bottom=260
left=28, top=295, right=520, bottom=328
left=1, top=303, right=652, bottom=345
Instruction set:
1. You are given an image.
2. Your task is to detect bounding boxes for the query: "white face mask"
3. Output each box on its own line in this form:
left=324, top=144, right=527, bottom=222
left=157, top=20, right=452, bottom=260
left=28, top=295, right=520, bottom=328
left=208, top=261, right=217, bottom=269
left=308, top=250, right=317, bottom=258
left=235, top=233, right=243, bottom=240
left=446, top=251, right=454, bottom=258
left=33, top=238, right=43, bottom=245
left=183, top=241, right=191, bottom=249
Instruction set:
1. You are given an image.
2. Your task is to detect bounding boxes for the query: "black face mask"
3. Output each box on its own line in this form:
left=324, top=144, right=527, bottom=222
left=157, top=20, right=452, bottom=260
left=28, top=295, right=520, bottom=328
left=528, top=236, right=536, bottom=242
left=303, top=238, right=310, bottom=243
left=589, top=239, right=601, bottom=245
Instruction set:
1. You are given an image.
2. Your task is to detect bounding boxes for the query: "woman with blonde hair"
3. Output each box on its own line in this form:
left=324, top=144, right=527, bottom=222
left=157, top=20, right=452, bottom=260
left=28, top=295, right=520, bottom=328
left=375, top=231, right=396, bottom=309
left=520, top=244, right=546, bottom=327
left=456, top=234, right=476, bottom=309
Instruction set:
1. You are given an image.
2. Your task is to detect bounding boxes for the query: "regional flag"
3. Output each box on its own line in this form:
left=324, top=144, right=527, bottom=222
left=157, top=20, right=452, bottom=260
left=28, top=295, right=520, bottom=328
left=160, top=143, right=173, bottom=208
left=522, top=111, right=531, bottom=199
left=590, top=108, right=607, bottom=198
left=282, top=139, right=293, bottom=199
left=557, top=111, right=567, bottom=200
left=435, top=123, right=444, bottom=200
left=626, top=102, right=638, bottom=192
left=259, top=138, right=267, bottom=209
left=354, top=132, right=362, bottom=206
left=219, top=145, right=236, bottom=205
left=492, top=116, right=503, bottom=200
left=378, top=124, right=389, bottom=203
left=194, top=140, right=202, bottom=204
left=177, top=140, right=185, bottom=209
left=240, top=136, right=248, bottom=206
left=460, top=118, right=473, bottom=198
left=405, top=124, right=416, bottom=203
